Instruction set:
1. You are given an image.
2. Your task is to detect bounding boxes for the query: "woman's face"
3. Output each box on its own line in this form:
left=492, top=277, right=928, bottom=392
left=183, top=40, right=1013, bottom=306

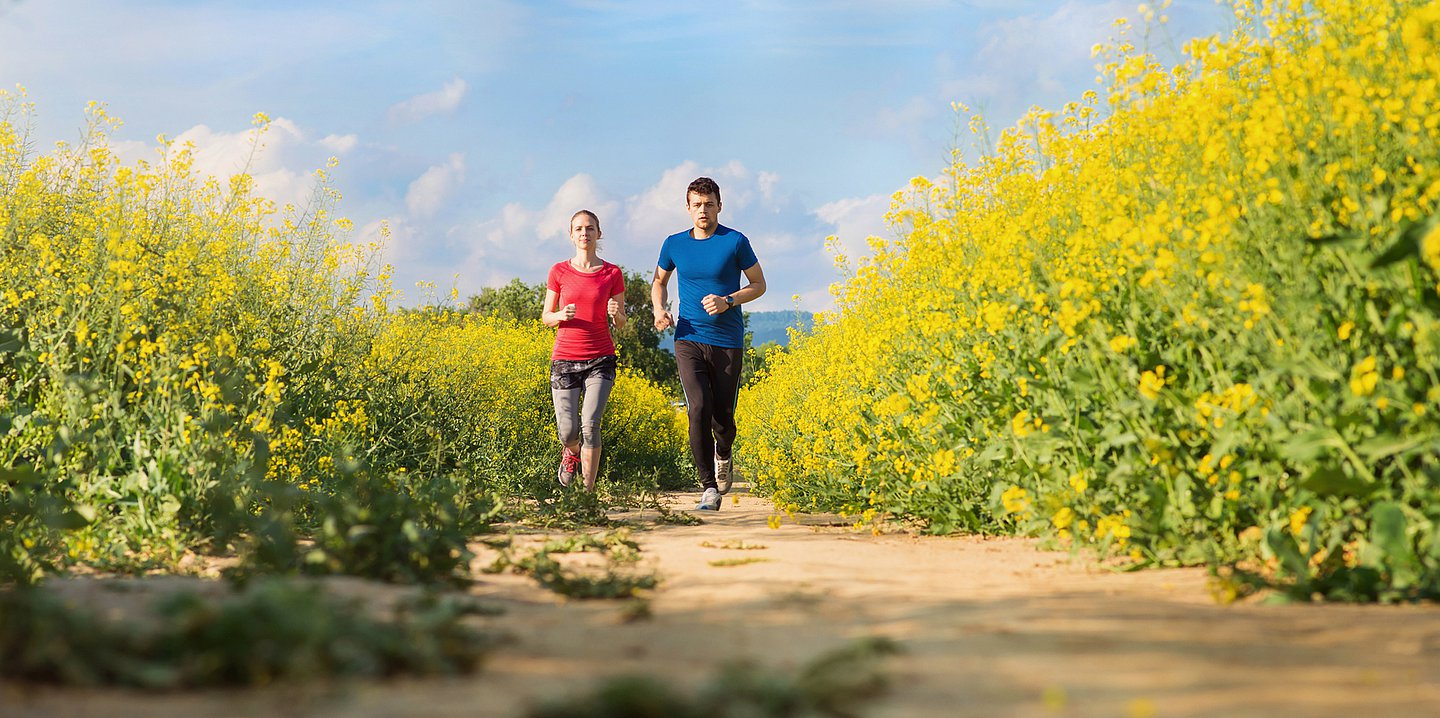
left=570, top=214, right=601, bottom=251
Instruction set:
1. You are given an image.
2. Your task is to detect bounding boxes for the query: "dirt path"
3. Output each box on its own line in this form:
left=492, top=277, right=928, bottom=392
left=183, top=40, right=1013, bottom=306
left=8, top=488, right=1440, bottom=718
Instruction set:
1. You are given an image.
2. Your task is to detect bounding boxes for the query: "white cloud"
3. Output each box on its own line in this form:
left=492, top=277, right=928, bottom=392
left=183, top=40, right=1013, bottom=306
left=83, top=116, right=362, bottom=214
left=405, top=153, right=466, bottom=219
left=387, top=77, right=468, bottom=126
left=388, top=161, right=876, bottom=312
left=454, top=173, right=621, bottom=291
left=620, top=161, right=701, bottom=245
left=942, top=1, right=1132, bottom=125
left=757, top=171, right=781, bottom=204
left=620, top=160, right=790, bottom=245
left=319, top=133, right=359, bottom=154
left=813, top=192, right=895, bottom=261
left=165, top=117, right=347, bottom=211
left=362, top=216, right=417, bottom=261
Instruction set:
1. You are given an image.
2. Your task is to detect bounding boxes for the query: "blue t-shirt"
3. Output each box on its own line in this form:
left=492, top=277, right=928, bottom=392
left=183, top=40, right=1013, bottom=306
left=657, top=224, right=758, bottom=349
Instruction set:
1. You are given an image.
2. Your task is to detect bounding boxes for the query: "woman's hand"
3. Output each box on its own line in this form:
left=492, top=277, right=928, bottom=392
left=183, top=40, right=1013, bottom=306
left=607, top=297, right=627, bottom=328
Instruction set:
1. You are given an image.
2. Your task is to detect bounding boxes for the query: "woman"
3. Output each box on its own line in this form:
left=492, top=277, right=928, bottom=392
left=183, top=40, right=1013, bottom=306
left=542, top=209, right=626, bottom=491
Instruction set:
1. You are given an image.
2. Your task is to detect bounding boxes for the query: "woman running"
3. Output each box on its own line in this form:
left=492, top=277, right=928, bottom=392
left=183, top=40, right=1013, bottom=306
left=542, top=209, right=626, bottom=491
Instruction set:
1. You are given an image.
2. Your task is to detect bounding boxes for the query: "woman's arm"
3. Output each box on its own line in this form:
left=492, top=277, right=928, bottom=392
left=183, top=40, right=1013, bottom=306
left=607, top=292, right=627, bottom=330
left=541, top=288, right=574, bottom=327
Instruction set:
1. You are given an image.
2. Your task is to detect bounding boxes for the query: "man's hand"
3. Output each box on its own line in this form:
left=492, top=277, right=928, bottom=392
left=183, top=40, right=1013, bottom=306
left=653, top=308, right=674, bottom=331
left=701, top=294, right=730, bottom=316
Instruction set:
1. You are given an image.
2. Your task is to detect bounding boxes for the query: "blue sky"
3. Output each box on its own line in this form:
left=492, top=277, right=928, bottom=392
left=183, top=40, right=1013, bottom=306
left=0, top=0, right=1232, bottom=310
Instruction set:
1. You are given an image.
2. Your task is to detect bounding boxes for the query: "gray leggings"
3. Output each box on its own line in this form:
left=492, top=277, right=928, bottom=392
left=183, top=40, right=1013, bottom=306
left=550, top=356, right=617, bottom=449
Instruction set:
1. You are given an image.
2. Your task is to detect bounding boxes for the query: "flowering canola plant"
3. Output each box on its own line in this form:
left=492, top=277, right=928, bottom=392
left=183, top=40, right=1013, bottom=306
left=740, top=0, right=1440, bottom=600
left=0, top=92, right=685, bottom=578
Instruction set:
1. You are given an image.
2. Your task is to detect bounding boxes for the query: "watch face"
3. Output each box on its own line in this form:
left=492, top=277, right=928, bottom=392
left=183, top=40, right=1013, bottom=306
left=725, top=296, right=734, bottom=305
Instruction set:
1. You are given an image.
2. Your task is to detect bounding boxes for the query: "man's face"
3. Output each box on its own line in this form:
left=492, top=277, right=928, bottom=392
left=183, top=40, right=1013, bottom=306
left=687, top=191, right=720, bottom=232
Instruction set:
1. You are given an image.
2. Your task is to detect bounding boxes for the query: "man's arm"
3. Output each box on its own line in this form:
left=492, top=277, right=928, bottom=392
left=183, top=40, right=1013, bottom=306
left=651, top=266, right=675, bottom=331
left=701, top=262, right=767, bottom=316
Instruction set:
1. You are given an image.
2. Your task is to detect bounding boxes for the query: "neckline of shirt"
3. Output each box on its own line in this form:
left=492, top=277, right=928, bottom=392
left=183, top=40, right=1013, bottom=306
left=566, top=259, right=608, bottom=274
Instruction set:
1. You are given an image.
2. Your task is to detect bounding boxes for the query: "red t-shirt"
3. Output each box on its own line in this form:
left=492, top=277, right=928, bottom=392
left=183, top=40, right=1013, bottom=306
left=547, top=260, right=625, bottom=360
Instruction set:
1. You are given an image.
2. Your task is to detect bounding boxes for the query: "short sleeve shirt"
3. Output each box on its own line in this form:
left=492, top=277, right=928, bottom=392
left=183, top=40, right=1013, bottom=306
left=657, top=225, right=758, bottom=349
left=547, top=260, right=625, bottom=360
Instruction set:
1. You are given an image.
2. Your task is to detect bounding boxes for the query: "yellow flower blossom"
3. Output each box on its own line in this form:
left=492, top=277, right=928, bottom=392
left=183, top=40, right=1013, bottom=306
left=1139, top=365, right=1167, bottom=400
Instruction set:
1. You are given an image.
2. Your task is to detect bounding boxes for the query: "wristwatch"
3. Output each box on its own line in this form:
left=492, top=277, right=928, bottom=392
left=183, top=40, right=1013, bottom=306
left=724, top=295, right=734, bottom=308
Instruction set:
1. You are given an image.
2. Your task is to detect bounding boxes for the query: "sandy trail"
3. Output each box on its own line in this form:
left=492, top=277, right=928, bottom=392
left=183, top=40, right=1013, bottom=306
left=7, top=487, right=1440, bottom=718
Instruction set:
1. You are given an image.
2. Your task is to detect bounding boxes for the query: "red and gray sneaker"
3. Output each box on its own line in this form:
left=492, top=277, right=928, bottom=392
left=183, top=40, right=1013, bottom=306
left=558, top=448, right=579, bottom=488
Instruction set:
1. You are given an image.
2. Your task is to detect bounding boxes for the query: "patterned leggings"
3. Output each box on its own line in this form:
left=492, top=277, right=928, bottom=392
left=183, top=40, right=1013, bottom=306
left=550, top=355, right=617, bottom=449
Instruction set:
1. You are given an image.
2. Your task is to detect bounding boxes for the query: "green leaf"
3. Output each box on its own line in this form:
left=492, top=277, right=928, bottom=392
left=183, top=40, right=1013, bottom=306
left=1366, top=502, right=1421, bottom=590
left=1099, top=431, right=1138, bottom=451
left=1356, top=433, right=1438, bottom=462
left=1370, top=218, right=1430, bottom=269
left=1279, top=428, right=1332, bottom=463
left=1264, top=527, right=1311, bottom=583
left=47, top=509, right=92, bottom=531
left=1299, top=464, right=1375, bottom=498
left=1305, top=232, right=1358, bottom=246
left=972, top=442, right=1005, bottom=464
left=0, top=330, right=23, bottom=354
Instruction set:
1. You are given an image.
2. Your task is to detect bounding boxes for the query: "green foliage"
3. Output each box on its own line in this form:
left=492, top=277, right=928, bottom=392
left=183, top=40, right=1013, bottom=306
left=0, top=96, right=689, bottom=583
left=485, top=529, right=658, bottom=599
left=232, top=468, right=497, bottom=585
left=616, top=269, right=681, bottom=392
left=0, top=581, right=494, bottom=687
left=466, top=278, right=545, bottom=323
left=526, top=636, right=900, bottom=718
left=0, top=466, right=91, bottom=586
left=738, top=0, right=1440, bottom=602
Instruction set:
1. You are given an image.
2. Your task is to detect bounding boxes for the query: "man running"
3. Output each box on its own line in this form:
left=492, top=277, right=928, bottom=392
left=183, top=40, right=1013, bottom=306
left=651, top=177, right=767, bottom=511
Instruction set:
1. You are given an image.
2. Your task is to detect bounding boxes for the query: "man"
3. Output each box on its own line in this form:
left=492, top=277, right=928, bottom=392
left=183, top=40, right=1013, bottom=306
left=652, top=177, right=767, bottom=511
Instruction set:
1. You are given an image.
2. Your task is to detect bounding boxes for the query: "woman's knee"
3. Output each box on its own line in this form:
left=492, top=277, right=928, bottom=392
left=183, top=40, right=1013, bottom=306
left=558, top=423, right=580, bottom=446
left=580, top=423, right=603, bottom=449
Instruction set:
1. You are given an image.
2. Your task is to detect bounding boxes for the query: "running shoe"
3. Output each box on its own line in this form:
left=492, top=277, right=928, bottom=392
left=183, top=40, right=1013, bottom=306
left=696, top=487, right=721, bottom=511
left=558, top=448, right=579, bottom=488
left=715, top=452, right=734, bottom=495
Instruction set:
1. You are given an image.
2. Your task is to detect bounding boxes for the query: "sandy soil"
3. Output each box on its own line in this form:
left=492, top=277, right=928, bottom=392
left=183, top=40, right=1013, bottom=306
left=6, top=487, right=1440, bottom=718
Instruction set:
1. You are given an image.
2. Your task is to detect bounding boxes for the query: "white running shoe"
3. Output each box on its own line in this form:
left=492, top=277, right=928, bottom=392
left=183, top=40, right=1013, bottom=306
left=696, top=487, right=721, bottom=511
left=715, top=454, right=734, bottom=495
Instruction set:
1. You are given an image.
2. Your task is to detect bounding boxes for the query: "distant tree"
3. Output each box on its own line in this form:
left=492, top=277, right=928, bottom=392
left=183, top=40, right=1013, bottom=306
left=614, top=268, right=679, bottom=392
left=465, top=278, right=543, bottom=323
left=463, top=269, right=678, bottom=393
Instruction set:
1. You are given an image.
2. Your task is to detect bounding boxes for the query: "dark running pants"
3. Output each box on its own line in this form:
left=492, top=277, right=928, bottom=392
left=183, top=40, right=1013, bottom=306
left=675, top=340, right=743, bottom=490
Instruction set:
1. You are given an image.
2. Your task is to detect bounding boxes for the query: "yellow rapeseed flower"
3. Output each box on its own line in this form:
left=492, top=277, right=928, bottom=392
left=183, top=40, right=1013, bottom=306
left=1139, top=365, right=1167, bottom=400
left=1001, top=486, right=1030, bottom=514
left=1349, top=355, right=1379, bottom=396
